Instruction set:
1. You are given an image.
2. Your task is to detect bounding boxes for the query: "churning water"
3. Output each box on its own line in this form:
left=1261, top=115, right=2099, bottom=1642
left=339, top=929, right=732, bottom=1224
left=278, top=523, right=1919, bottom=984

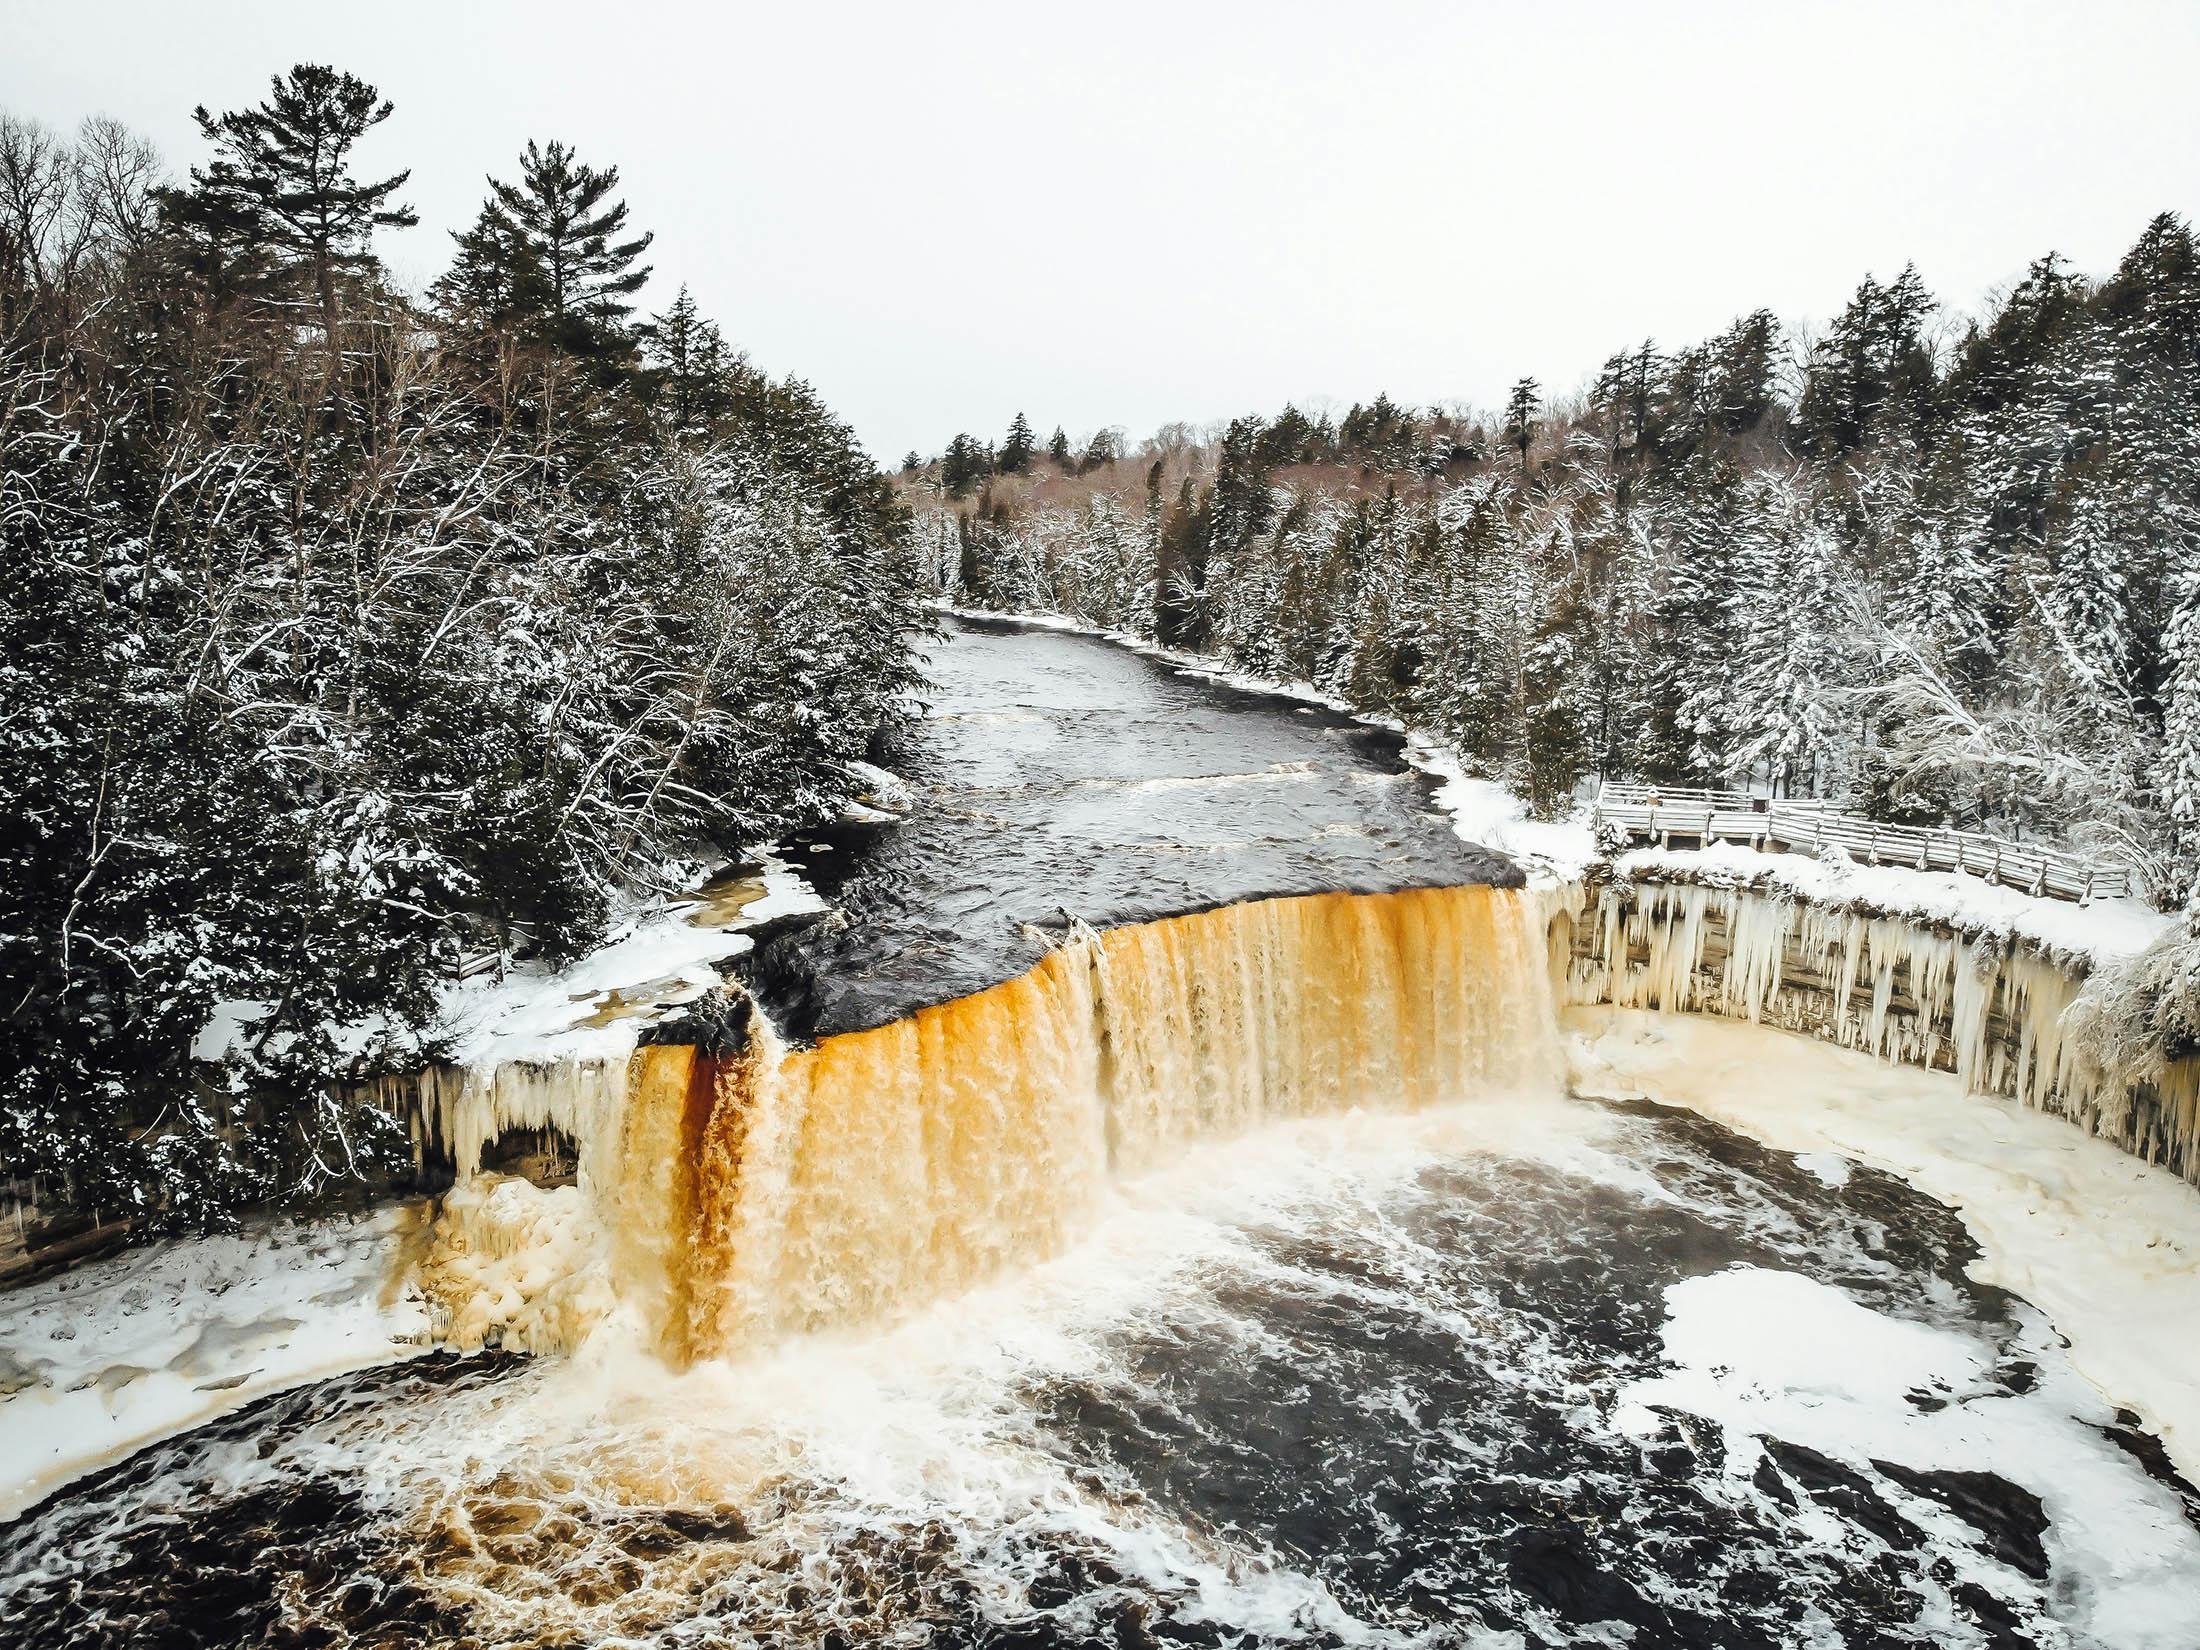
left=7, top=1092, right=2196, bottom=1649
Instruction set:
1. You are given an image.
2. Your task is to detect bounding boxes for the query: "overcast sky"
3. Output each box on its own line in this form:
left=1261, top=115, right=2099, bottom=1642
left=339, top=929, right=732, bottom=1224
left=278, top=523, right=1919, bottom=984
left=6, top=1, right=2197, bottom=463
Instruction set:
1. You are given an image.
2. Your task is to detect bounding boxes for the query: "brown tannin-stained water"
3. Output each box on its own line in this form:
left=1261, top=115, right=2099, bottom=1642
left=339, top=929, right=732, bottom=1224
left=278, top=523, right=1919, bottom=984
left=3, top=619, right=2197, bottom=1650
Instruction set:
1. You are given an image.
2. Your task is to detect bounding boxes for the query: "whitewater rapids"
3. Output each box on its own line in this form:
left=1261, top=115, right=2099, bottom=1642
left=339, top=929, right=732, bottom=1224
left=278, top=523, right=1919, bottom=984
left=9, top=1074, right=2199, bottom=1648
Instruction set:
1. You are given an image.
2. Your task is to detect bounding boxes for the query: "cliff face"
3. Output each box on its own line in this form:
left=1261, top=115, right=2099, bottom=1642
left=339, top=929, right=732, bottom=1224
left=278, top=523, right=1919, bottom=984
left=1555, top=873, right=2200, bottom=1187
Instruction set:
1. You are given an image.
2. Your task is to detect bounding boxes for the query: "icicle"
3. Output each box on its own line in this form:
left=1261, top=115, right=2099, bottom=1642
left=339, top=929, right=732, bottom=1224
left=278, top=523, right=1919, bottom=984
left=1566, top=876, right=2200, bottom=1191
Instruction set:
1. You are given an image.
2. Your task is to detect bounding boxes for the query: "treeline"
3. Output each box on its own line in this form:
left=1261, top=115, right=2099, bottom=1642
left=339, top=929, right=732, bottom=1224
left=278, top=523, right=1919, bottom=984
left=915, top=220, right=2200, bottom=906
left=0, top=68, right=920, bottom=1229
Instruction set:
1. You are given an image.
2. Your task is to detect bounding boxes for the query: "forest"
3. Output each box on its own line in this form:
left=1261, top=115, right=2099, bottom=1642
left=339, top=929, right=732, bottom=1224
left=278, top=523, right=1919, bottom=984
left=0, top=68, right=922, bottom=1229
left=915, top=224, right=2200, bottom=911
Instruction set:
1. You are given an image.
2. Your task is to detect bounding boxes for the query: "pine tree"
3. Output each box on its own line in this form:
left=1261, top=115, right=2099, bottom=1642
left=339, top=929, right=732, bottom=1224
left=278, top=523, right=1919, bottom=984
left=1211, top=414, right=1273, bottom=550
left=1080, top=427, right=1121, bottom=472
left=1709, top=310, right=1782, bottom=435
left=1797, top=268, right=1937, bottom=455
left=644, top=283, right=727, bottom=435
left=1047, top=426, right=1072, bottom=467
left=999, top=411, right=1037, bottom=474
left=434, top=200, right=548, bottom=332
left=2040, top=481, right=2136, bottom=721
left=484, top=139, right=653, bottom=358
left=1155, top=476, right=1211, bottom=647
left=941, top=433, right=986, bottom=498
left=1593, top=343, right=1659, bottom=461
left=1640, top=460, right=1745, bottom=781
left=1522, top=587, right=1591, bottom=817
left=1503, top=377, right=1540, bottom=466
left=181, top=64, right=415, bottom=362
left=2161, top=572, right=2200, bottom=907
left=2105, top=213, right=2200, bottom=376
left=1728, top=476, right=1850, bottom=796
left=1872, top=443, right=2000, bottom=686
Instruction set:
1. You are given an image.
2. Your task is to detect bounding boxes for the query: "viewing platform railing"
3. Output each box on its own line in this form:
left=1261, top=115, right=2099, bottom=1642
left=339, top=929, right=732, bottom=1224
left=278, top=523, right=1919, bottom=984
left=1590, top=782, right=2133, bottom=904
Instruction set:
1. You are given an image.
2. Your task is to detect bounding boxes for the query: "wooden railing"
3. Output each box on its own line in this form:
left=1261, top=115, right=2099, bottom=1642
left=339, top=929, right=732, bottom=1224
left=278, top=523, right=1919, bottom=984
left=1591, top=782, right=2133, bottom=903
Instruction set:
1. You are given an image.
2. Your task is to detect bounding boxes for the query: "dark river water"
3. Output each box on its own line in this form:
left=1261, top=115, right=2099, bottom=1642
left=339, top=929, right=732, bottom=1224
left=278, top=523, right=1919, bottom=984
left=740, top=615, right=1516, bottom=1040
left=5, top=1096, right=2193, bottom=1649
left=2, top=621, right=2195, bottom=1648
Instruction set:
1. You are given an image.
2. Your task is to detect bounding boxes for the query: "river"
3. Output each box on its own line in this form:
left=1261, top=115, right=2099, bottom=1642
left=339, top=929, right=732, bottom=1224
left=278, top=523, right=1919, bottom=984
left=1, top=620, right=2196, bottom=1650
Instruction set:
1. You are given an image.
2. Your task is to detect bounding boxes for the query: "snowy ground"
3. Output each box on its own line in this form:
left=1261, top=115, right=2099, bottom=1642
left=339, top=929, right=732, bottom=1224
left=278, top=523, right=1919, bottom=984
left=0, top=1208, right=430, bottom=1520
left=430, top=852, right=823, bottom=1068
left=193, top=854, right=826, bottom=1072
left=4, top=850, right=836, bottom=1522
left=1609, top=839, right=2172, bottom=967
left=1570, top=1004, right=2200, bottom=1487
left=1419, top=760, right=2170, bottom=968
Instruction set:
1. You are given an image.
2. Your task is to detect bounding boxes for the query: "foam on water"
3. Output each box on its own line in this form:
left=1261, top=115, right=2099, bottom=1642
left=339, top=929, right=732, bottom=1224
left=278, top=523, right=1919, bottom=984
left=8, top=1092, right=2194, bottom=1649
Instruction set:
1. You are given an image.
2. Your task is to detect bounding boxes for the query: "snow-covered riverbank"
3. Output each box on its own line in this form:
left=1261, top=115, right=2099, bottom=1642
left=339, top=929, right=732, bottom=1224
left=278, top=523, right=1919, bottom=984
left=0, top=1209, right=428, bottom=1520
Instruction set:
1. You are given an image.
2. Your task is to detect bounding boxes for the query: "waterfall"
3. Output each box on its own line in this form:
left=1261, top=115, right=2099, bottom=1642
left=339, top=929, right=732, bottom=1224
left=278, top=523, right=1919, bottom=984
left=414, top=885, right=1560, bottom=1361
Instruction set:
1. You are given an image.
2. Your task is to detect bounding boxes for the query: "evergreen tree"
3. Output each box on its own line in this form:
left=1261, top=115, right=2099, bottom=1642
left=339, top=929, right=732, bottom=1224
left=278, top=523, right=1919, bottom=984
left=643, top=283, right=727, bottom=435
left=1639, top=460, right=1745, bottom=780
left=941, top=433, right=987, bottom=498
left=1871, top=443, right=2001, bottom=687
left=1257, top=403, right=1323, bottom=469
left=2162, top=572, right=2200, bottom=907
left=483, top=139, right=653, bottom=358
left=1522, top=590, right=1591, bottom=817
left=1211, top=414, right=1274, bottom=549
left=1080, top=427, right=1121, bottom=472
left=1592, top=343, right=1660, bottom=463
left=1155, top=476, right=1211, bottom=648
left=1047, top=425, right=1072, bottom=467
left=2040, top=482, right=2136, bottom=724
left=1503, top=377, right=1540, bottom=466
left=1708, top=310, right=1782, bottom=435
left=179, top=64, right=415, bottom=361
left=435, top=199, right=548, bottom=333
left=1796, top=267, right=1937, bottom=455
left=998, top=411, right=1037, bottom=474
left=1728, top=477, right=1850, bottom=796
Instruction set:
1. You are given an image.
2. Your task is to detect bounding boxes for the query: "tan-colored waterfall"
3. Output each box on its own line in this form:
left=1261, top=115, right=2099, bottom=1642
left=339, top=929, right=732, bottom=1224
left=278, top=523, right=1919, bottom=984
left=417, top=885, right=1559, bottom=1362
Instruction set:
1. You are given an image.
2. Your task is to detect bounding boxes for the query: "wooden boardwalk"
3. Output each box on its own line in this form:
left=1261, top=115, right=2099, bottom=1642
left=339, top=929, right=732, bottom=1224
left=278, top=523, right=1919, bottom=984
left=1591, top=783, right=2133, bottom=904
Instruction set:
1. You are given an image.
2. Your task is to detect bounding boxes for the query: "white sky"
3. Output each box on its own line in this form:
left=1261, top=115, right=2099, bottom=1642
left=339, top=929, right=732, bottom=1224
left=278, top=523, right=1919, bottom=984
left=6, top=1, right=2197, bottom=464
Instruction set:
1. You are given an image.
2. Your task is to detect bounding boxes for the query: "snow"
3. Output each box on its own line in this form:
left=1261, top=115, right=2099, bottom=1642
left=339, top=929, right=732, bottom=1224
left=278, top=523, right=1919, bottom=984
left=1408, top=742, right=1596, bottom=876
left=0, top=1208, right=429, bottom=1520
left=434, top=853, right=821, bottom=1069
left=190, top=853, right=825, bottom=1072
left=1614, top=1265, right=2200, bottom=1648
left=1615, top=838, right=2171, bottom=967
left=1569, top=1005, right=2200, bottom=1488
